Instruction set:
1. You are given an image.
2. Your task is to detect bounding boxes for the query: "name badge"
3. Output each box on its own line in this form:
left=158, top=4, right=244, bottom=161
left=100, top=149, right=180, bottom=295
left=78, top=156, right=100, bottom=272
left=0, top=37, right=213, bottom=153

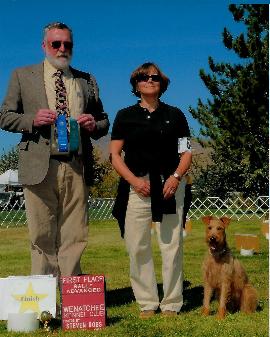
left=178, top=137, right=192, bottom=153
left=56, top=114, right=68, bottom=152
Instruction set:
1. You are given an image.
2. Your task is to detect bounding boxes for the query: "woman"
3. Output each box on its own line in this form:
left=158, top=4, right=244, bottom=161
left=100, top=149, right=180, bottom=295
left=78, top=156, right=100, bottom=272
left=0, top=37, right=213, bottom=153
left=110, top=62, right=192, bottom=318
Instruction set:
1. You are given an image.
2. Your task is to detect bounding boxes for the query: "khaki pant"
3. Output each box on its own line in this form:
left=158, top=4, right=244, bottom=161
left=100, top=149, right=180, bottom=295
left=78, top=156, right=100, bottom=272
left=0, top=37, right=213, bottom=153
left=23, top=158, right=89, bottom=277
left=124, top=178, right=186, bottom=312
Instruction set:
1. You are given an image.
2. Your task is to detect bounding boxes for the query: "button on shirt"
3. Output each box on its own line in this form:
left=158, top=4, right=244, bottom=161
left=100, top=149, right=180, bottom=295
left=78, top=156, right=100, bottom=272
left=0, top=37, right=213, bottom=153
left=43, top=59, right=84, bottom=155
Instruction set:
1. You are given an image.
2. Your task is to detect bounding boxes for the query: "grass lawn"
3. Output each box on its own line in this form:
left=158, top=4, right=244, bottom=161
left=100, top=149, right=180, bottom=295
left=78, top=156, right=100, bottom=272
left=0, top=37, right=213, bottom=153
left=0, top=218, right=268, bottom=336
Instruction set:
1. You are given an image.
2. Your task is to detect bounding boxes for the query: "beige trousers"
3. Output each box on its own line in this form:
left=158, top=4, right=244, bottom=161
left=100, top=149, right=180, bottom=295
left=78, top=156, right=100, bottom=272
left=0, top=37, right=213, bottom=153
left=23, top=158, right=89, bottom=277
left=124, top=178, right=186, bottom=312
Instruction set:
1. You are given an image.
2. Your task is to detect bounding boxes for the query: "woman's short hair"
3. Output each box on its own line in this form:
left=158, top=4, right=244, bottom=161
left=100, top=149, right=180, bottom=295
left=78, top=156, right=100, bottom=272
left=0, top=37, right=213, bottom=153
left=130, top=62, right=170, bottom=98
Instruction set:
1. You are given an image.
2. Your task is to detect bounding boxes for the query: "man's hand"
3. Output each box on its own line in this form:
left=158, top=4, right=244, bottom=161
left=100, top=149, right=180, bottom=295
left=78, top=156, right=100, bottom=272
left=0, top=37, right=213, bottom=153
left=77, top=114, right=96, bottom=132
left=33, top=109, right=57, bottom=127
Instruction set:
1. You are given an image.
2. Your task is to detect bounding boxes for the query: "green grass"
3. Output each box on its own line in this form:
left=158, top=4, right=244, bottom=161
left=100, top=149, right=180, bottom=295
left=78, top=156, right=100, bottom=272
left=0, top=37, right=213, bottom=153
left=0, top=210, right=27, bottom=227
left=0, top=218, right=268, bottom=336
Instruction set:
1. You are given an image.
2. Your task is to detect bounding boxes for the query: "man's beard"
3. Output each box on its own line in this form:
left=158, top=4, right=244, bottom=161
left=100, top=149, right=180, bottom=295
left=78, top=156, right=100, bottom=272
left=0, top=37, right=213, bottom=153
left=46, top=53, right=72, bottom=70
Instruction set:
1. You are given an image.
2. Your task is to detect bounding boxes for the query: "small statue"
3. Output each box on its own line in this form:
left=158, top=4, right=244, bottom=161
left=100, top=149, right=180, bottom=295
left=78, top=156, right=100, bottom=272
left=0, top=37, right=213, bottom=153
left=39, top=310, right=52, bottom=332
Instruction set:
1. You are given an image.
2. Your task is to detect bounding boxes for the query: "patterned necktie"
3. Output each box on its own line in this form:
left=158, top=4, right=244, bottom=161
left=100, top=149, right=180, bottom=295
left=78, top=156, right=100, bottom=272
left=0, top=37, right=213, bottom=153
left=54, top=70, right=70, bottom=121
left=54, top=70, right=70, bottom=152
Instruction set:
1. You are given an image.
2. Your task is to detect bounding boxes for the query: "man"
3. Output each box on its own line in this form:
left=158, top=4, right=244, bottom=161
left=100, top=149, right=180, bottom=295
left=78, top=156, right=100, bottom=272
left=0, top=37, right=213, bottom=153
left=0, top=22, right=109, bottom=277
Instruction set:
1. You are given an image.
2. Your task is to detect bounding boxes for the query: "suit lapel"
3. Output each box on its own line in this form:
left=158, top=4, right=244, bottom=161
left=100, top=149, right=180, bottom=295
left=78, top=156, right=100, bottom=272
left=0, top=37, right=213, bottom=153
left=30, top=63, right=49, bottom=109
left=70, top=67, right=90, bottom=106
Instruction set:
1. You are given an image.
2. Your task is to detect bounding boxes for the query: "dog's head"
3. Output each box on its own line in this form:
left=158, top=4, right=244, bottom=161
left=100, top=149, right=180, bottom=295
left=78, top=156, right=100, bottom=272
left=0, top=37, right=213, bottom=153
left=202, top=216, right=231, bottom=253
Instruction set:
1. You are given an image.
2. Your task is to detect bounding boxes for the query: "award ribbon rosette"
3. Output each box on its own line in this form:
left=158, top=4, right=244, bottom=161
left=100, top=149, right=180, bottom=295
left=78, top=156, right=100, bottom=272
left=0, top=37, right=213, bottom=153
left=56, top=114, right=68, bottom=152
left=55, top=116, right=79, bottom=153
left=69, top=118, right=79, bottom=152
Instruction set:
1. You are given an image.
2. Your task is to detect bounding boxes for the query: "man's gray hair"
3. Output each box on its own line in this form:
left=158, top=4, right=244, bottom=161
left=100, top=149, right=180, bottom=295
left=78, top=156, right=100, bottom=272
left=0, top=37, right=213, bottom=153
left=43, top=22, right=73, bottom=41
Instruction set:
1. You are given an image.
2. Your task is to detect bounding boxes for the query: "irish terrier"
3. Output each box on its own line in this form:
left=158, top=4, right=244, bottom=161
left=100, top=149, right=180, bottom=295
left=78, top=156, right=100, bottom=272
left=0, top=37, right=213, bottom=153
left=201, top=216, right=258, bottom=319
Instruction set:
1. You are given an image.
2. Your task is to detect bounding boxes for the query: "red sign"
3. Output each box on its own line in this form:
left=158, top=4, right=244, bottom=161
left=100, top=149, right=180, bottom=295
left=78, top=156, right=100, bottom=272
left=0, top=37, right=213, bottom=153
left=61, top=275, right=106, bottom=331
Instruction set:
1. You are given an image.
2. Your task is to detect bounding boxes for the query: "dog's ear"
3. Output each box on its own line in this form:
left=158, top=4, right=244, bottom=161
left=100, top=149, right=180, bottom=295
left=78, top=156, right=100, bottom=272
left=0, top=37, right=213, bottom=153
left=202, top=216, right=213, bottom=225
left=220, top=217, right=231, bottom=227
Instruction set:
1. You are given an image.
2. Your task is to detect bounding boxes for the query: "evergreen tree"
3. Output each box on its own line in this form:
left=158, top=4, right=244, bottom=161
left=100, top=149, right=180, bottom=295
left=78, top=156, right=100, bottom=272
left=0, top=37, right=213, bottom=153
left=189, top=4, right=269, bottom=197
left=89, top=147, right=119, bottom=198
left=0, top=148, right=19, bottom=174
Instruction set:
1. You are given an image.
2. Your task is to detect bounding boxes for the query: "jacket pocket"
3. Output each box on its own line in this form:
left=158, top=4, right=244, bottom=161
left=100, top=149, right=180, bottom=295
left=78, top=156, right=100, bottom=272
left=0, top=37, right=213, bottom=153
left=18, top=141, right=29, bottom=151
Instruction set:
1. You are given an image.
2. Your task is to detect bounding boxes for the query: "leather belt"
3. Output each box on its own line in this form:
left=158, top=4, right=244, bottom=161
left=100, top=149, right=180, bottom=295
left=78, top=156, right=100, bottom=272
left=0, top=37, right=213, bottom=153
left=50, top=153, right=80, bottom=162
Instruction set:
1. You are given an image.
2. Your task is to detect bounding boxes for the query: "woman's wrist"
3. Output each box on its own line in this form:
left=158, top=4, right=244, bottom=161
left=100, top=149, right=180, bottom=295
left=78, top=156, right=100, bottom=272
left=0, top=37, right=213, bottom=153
left=171, top=172, right=182, bottom=181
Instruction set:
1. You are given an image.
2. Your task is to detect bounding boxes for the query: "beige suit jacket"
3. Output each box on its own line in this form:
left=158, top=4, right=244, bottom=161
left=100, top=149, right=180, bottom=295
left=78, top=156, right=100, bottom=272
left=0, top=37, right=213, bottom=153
left=0, top=63, right=109, bottom=186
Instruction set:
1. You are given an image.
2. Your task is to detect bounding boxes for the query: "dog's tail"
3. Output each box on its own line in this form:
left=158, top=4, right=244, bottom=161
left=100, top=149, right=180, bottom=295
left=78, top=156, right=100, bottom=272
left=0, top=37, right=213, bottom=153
left=240, top=283, right=258, bottom=313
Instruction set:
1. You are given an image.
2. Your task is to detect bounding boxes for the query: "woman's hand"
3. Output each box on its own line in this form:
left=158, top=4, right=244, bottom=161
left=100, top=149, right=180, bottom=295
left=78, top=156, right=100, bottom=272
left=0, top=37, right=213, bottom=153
left=132, top=177, right=151, bottom=197
left=163, top=175, right=180, bottom=200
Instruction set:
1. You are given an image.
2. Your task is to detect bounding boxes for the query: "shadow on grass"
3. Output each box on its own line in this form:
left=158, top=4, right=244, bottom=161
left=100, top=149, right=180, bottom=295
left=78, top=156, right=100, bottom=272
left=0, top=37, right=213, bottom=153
left=55, top=282, right=203, bottom=328
left=106, top=286, right=135, bottom=307
left=158, top=280, right=204, bottom=312
left=106, top=315, right=123, bottom=326
left=106, top=280, right=204, bottom=312
left=182, top=283, right=204, bottom=312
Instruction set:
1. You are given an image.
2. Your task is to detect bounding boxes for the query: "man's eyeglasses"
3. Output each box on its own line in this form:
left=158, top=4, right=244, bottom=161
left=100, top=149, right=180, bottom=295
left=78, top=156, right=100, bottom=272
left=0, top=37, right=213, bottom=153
left=50, top=41, right=73, bottom=50
left=136, top=74, right=161, bottom=83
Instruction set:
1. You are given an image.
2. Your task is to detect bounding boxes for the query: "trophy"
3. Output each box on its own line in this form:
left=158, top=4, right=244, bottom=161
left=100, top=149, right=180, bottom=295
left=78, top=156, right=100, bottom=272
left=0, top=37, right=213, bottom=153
left=39, top=311, right=52, bottom=332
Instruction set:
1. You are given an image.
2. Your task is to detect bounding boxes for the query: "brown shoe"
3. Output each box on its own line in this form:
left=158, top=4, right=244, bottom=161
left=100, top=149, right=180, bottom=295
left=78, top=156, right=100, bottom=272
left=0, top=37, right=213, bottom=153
left=139, top=310, right=155, bottom=319
left=161, top=310, right=178, bottom=317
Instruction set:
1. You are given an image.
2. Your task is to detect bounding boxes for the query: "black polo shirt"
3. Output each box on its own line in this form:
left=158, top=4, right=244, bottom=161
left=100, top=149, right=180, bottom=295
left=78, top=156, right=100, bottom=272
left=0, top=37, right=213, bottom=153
left=111, top=101, right=190, bottom=175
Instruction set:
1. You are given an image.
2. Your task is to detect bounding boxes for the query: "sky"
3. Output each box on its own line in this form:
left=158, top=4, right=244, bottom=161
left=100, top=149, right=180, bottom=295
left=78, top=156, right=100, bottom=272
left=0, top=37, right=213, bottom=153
left=0, top=0, right=268, bottom=155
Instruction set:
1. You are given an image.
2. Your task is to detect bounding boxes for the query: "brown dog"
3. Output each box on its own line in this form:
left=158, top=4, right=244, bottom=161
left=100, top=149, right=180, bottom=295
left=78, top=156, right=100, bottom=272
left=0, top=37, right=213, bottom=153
left=201, top=216, right=258, bottom=319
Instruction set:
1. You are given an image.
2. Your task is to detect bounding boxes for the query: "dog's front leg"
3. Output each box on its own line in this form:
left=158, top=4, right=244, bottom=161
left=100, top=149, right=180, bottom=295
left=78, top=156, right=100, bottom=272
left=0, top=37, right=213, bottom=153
left=217, top=283, right=230, bottom=319
left=202, top=283, right=213, bottom=316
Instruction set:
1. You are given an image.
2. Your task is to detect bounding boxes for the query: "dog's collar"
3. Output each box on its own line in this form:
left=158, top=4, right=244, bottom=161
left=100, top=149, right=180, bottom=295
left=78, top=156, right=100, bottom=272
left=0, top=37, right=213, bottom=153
left=210, top=246, right=228, bottom=258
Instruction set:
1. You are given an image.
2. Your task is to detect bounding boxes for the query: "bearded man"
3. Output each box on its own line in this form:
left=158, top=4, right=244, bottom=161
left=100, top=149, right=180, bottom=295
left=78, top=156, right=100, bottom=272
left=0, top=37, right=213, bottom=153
left=0, top=22, right=109, bottom=278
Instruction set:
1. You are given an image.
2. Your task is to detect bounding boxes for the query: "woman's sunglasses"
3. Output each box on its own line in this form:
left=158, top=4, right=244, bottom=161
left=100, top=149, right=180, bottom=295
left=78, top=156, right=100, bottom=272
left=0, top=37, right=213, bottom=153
left=50, top=41, right=73, bottom=50
left=136, top=74, right=161, bottom=83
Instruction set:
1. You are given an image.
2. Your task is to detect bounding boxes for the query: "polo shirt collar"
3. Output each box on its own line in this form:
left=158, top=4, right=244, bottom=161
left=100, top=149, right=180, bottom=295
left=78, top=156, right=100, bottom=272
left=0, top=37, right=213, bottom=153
left=136, top=100, right=164, bottom=110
